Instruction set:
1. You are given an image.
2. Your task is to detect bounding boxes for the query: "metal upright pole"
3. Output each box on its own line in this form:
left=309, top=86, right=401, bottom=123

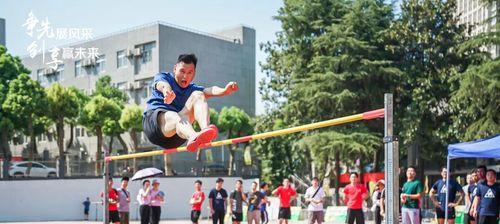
left=103, top=149, right=109, bottom=224
left=384, top=93, right=399, bottom=224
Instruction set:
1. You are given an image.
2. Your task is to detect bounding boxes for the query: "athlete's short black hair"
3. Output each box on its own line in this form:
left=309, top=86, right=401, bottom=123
left=177, top=54, right=198, bottom=68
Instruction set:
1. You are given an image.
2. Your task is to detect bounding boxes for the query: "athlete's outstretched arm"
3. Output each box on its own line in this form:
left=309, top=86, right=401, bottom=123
left=203, top=82, right=238, bottom=98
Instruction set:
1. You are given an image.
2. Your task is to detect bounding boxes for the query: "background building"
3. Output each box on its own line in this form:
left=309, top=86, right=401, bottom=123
left=16, top=21, right=256, bottom=176
left=456, top=0, right=499, bottom=57
left=0, top=18, right=5, bottom=46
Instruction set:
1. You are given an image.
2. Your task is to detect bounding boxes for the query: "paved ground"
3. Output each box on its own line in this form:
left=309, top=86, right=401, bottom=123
left=1, top=221, right=364, bottom=224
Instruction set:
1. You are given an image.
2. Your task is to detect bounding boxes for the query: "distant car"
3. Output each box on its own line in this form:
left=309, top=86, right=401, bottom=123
left=9, top=161, right=57, bottom=178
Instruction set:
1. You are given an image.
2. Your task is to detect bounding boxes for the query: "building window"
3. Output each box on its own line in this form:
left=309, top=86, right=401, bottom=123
left=46, top=64, right=64, bottom=84
left=95, top=55, right=106, bottom=74
left=36, top=69, right=47, bottom=86
left=75, top=60, right=83, bottom=77
left=141, top=42, right=155, bottom=64
left=117, top=50, right=127, bottom=68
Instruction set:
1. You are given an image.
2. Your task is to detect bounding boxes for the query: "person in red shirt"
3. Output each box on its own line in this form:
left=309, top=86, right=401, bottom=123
left=190, top=180, right=205, bottom=224
left=272, top=178, right=297, bottom=224
left=100, top=178, right=120, bottom=224
left=343, top=172, right=368, bottom=224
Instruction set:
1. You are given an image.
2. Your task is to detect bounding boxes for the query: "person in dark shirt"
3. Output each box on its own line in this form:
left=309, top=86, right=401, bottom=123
left=471, top=169, right=499, bottom=224
left=429, top=167, right=464, bottom=224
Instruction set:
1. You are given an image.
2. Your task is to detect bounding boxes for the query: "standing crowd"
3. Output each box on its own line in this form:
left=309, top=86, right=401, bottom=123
left=95, top=164, right=498, bottom=224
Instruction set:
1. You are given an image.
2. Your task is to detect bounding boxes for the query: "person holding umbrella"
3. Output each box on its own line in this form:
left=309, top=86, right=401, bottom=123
left=150, top=179, right=165, bottom=224
left=137, top=180, right=152, bottom=224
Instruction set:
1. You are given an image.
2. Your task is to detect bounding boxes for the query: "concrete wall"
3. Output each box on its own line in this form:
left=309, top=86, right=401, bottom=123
left=0, top=177, right=258, bottom=222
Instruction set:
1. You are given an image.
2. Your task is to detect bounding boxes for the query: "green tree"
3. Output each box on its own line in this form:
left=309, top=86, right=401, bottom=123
left=0, top=46, right=30, bottom=178
left=450, top=21, right=500, bottom=141
left=387, top=0, right=472, bottom=170
left=218, top=106, right=253, bottom=176
left=79, top=95, right=121, bottom=175
left=3, top=74, right=48, bottom=170
left=257, top=0, right=396, bottom=184
left=46, top=83, right=81, bottom=177
left=65, top=87, right=90, bottom=149
left=119, top=104, right=143, bottom=171
left=93, top=75, right=128, bottom=105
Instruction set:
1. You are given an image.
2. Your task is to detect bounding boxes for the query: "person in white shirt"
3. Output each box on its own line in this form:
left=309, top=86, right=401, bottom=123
left=305, top=177, right=325, bottom=224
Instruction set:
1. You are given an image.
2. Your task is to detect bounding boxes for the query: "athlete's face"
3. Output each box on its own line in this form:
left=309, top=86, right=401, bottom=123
left=121, top=180, right=128, bottom=189
left=173, top=62, right=196, bottom=88
left=194, top=182, right=201, bottom=191
left=235, top=181, right=242, bottom=190
left=477, top=168, right=486, bottom=179
left=312, top=179, right=318, bottom=187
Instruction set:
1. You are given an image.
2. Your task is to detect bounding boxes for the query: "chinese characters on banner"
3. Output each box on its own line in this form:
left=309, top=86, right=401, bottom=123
left=22, top=11, right=100, bottom=70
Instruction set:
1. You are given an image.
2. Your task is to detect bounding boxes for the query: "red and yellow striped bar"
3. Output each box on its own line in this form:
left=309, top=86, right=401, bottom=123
left=106, top=108, right=384, bottom=161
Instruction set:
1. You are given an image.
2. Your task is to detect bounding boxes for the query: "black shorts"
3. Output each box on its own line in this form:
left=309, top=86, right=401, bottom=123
left=232, top=212, right=243, bottom=221
left=143, top=108, right=186, bottom=149
left=278, top=207, right=291, bottom=219
left=191, top=210, right=201, bottom=223
left=436, top=207, right=455, bottom=219
left=84, top=209, right=89, bottom=215
left=109, top=210, right=120, bottom=223
left=478, top=215, right=498, bottom=224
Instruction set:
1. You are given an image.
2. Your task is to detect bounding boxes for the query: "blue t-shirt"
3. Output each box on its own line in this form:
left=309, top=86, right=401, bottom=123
left=467, top=184, right=478, bottom=212
left=209, top=188, right=228, bottom=211
left=260, top=190, right=267, bottom=212
left=476, top=182, right=499, bottom=216
left=431, top=179, right=463, bottom=210
left=83, top=200, right=91, bottom=210
left=145, top=72, right=204, bottom=114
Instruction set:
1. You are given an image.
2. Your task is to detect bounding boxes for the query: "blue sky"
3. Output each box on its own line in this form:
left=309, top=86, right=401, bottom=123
left=0, top=0, right=284, bottom=115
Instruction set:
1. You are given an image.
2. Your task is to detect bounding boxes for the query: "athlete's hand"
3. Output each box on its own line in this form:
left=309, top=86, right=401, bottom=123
left=163, top=89, right=176, bottom=104
left=224, top=82, right=238, bottom=95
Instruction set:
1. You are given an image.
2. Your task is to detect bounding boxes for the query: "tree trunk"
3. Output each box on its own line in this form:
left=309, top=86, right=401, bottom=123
left=109, top=136, right=114, bottom=154
left=228, top=146, right=235, bottom=176
left=0, top=128, right=12, bottom=179
left=129, top=130, right=138, bottom=173
left=373, top=147, right=380, bottom=172
left=359, top=155, right=365, bottom=185
left=334, top=150, right=341, bottom=205
left=27, top=116, right=35, bottom=177
left=57, top=117, right=66, bottom=178
left=96, top=127, right=103, bottom=176
left=117, top=134, right=128, bottom=168
left=66, top=123, right=74, bottom=149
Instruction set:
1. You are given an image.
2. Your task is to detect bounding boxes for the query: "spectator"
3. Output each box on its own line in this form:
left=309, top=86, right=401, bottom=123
left=149, top=179, right=165, bottom=224
left=190, top=180, right=205, bottom=224
left=471, top=169, right=499, bottom=224
left=136, top=180, right=152, bottom=224
left=247, top=181, right=264, bottom=224
left=465, top=170, right=478, bottom=224
left=230, top=180, right=247, bottom=224
left=117, top=177, right=131, bottom=224
left=400, top=166, right=423, bottom=224
left=343, top=172, right=368, bottom=224
left=372, top=180, right=385, bottom=224
left=83, top=197, right=91, bottom=221
left=209, top=178, right=228, bottom=224
left=272, top=178, right=297, bottom=224
left=429, top=167, right=464, bottom=224
left=101, top=178, right=120, bottom=224
left=260, top=182, right=270, bottom=224
left=305, top=177, right=325, bottom=224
